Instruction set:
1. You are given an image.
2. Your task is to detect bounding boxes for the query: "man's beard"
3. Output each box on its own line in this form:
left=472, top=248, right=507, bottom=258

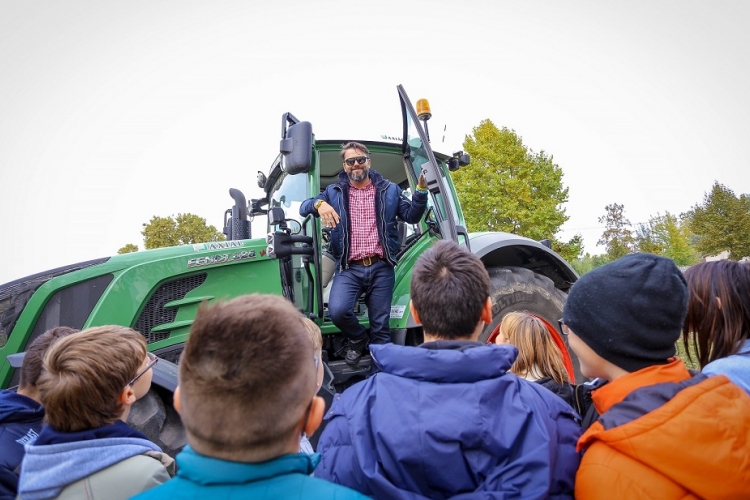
left=347, top=165, right=369, bottom=183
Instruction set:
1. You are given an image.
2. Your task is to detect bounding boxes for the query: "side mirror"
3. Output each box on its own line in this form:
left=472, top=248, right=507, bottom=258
left=447, top=151, right=470, bottom=171
left=280, top=117, right=313, bottom=175
left=257, top=171, right=267, bottom=189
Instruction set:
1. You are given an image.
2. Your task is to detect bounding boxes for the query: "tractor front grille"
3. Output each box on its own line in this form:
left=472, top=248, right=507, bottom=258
left=135, top=274, right=207, bottom=344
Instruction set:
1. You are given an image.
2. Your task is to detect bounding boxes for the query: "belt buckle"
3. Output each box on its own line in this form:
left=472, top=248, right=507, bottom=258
left=362, top=256, right=373, bottom=266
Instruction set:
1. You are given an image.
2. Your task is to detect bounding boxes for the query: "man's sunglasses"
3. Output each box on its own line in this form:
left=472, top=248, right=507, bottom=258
left=127, top=352, right=158, bottom=388
left=344, top=156, right=369, bottom=166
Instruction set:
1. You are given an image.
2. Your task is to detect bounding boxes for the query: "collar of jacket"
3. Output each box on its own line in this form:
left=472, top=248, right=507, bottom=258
left=419, top=339, right=484, bottom=352
left=35, top=419, right=150, bottom=446
left=590, top=358, right=690, bottom=416
left=0, top=389, right=43, bottom=423
left=175, top=446, right=321, bottom=484
left=370, top=343, right=519, bottom=384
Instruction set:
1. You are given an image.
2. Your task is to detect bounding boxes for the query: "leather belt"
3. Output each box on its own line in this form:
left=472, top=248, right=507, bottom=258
left=349, top=255, right=381, bottom=267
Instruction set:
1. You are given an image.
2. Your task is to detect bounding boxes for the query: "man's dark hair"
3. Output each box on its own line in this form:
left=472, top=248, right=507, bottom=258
left=19, top=326, right=79, bottom=389
left=410, top=240, right=490, bottom=339
left=340, top=141, right=370, bottom=159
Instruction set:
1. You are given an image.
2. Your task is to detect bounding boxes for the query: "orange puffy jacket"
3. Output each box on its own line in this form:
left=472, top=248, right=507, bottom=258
left=575, top=359, right=750, bottom=500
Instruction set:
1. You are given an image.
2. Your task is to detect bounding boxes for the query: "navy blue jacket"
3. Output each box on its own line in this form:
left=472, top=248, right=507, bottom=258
left=0, top=390, right=44, bottom=500
left=300, top=169, right=428, bottom=270
left=316, top=342, right=581, bottom=499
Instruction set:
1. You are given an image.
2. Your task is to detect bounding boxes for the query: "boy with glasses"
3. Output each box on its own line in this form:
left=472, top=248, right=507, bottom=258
left=133, top=294, right=367, bottom=499
left=18, top=326, right=174, bottom=500
left=300, top=141, right=428, bottom=365
left=561, top=253, right=750, bottom=499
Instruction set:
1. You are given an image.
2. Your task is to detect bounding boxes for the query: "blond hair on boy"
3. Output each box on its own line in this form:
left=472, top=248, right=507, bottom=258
left=301, top=317, right=324, bottom=391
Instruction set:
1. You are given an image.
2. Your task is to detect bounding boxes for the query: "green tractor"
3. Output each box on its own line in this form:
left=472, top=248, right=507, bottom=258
left=1, top=85, right=578, bottom=454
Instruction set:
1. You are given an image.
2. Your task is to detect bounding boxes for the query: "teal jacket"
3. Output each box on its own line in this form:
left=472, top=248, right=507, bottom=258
left=131, top=446, right=368, bottom=500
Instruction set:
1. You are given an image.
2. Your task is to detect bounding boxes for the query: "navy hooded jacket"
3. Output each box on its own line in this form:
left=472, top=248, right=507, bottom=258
left=316, top=342, right=581, bottom=499
left=0, top=390, right=44, bottom=499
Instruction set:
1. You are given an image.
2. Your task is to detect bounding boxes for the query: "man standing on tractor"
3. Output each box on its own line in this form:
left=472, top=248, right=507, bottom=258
left=300, top=142, right=428, bottom=365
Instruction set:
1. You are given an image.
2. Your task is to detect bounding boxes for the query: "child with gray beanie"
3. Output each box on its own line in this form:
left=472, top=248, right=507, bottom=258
left=563, top=253, right=750, bottom=500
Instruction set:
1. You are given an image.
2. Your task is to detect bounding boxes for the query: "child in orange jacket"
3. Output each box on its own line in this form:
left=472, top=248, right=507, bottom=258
left=561, top=253, right=750, bottom=500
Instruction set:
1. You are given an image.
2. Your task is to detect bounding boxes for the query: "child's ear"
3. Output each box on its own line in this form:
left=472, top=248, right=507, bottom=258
left=304, top=396, right=326, bottom=437
left=173, top=386, right=182, bottom=415
left=120, top=386, right=136, bottom=406
left=481, top=297, right=493, bottom=324
left=409, top=300, right=422, bottom=325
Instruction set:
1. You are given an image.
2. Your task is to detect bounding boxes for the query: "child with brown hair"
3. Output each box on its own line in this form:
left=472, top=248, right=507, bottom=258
left=493, top=311, right=574, bottom=406
left=132, top=294, right=367, bottom=500
left=683, top=260, right=750, bottom=394
left=18, top=326, right=174, bottom=500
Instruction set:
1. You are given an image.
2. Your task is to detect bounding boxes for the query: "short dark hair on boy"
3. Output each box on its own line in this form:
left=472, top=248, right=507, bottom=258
left=410, top=240, right=490, bottom=339
left=19, top=326, right=79, bottom=389
left=38, top=326, right=146, bottom=432
left=179, top=294, right=317, bottom=460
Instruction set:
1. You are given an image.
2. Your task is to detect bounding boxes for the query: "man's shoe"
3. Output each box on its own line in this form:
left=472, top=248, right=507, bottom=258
left=345, top=337, right=367, bottom=366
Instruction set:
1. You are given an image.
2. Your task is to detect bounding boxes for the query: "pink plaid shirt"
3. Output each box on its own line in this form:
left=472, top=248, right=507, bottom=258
left=348, top=182, right=383, bottom=262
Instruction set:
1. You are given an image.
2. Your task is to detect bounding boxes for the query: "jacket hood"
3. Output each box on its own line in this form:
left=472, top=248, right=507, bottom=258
left=579, top=374, right=750, bottom=498
left=0, top=390, right=43, bottom=424
left=370, top=343, right=519, bottom=383
left=18, top=422, right=163, bottom=500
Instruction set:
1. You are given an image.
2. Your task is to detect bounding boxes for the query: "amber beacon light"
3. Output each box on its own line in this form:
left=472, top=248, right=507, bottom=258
left=416, top=99, right=432, bottom=121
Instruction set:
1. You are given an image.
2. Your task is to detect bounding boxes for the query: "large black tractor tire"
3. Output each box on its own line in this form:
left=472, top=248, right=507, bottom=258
left=481, top=266, right=584, bottom=384
left=127, top=386, right=187, bottom=458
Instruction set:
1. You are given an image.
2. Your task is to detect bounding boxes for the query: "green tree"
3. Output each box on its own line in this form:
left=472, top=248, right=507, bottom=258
left=118, top=243, right=139, bottom=254
left=142, top=213, right=225, bottom=249
left=452, top=120, right=570, bottom=243
left=552, top=233, right=584, bottom=263
left=686, top=182, right=750, bottom=260
left=598, top=203, right=635, bottom=260
left=570, top=252, right=611, bottom=276
left=636, top=212, right=699, bottom=266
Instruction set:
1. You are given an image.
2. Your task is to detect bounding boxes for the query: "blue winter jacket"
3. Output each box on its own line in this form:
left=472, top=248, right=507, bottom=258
left=132, top=446, right=369, bottom=500
left=702, top=338, right=750, bottom=395
left=300, top=169, right=428, bottom=270
left=0, top=390, right=44, bottom=500
left=316, top=341, right=581, bottom=500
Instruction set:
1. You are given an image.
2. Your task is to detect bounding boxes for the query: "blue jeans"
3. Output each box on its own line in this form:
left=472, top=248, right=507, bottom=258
left=328, top=260, right=395, bottom=345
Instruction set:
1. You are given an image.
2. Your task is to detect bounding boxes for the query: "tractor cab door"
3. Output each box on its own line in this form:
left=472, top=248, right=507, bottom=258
left=398, top=85, right=468, bottom=247
left=265, top=114, right=318, bottom=318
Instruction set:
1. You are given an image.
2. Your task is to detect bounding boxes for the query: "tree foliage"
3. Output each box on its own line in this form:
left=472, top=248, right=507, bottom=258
left=686, top=182, right=750, bottom=260
left=571, top=252, right=611, bottom=276
left=635, top=212, right=699, bottom=266
left=118, top=243, right=139, bottom=254
left=597, top=203, right=636, bottom=260
left=452, top=120, right=570, bottom=243
left=141, top=213, right=225, bottom=250
left=552, top=233, right=584, bottom=263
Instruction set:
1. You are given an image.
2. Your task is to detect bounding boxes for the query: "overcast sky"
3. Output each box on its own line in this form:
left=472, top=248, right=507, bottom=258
left=1, top=1, right=748, bottom=285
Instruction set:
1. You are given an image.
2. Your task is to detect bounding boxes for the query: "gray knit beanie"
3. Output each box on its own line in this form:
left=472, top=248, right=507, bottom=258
left=562, top=253, right=688, bottom=373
